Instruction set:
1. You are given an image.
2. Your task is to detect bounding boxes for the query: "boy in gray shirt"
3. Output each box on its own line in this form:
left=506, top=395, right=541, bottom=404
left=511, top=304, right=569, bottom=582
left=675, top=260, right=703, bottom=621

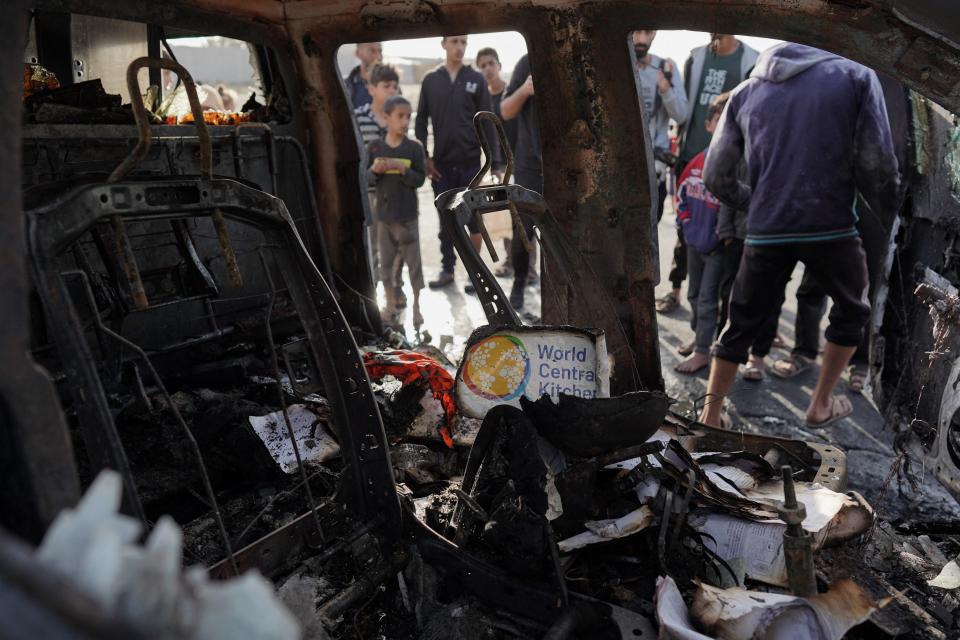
left=367, top=96, right=427, bottom=325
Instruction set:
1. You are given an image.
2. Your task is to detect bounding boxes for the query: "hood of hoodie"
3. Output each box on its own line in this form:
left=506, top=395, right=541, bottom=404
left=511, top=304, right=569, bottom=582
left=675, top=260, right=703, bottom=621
left=751, top=43, right=840, bottom=83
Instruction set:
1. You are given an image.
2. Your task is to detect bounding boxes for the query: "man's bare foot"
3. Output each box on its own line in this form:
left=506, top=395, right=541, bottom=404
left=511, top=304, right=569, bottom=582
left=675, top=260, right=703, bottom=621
left=412, top=305, right=423, bottom=327
left=805, top=394, right=853, bottom=427
left=674, top=352, right=709, bottom=374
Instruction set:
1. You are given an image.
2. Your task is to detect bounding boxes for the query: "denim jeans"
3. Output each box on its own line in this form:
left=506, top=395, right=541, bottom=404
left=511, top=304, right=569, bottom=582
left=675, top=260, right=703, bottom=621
left=687, top=246, right=726, bottom=354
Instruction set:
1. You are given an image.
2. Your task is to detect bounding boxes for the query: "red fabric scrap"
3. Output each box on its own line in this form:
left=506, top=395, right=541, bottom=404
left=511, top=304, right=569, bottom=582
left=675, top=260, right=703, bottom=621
left=363, top=349, right=457, bottom=448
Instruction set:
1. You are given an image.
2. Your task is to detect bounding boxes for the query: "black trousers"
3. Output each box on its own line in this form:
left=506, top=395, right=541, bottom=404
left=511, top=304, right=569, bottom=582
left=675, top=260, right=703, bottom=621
left=510, top=171, right=544, bottom=297
left=432, top=161, right=481, bottom=274
left=750, top=208, right=886, bottom=365
left=655, top=178, right=688, bottom=290
left=715, top=238, right=870, bottom=365
left=717, top=238, right=743, bottom=337
left=751, top=269, right=828, bottom=359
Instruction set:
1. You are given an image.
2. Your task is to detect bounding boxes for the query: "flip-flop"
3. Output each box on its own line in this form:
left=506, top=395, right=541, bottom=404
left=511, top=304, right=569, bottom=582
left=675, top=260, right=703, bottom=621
left=719, top=412, right=733, bottom=430
left=656, top=292, right=680, bottom=314
left=742, top=363, right=765, bottom=382
left=848, top=367, right=867, bottom=395
left=769, top=354, right=814, bottom=379
left=806, top=395, right=853, bottom=428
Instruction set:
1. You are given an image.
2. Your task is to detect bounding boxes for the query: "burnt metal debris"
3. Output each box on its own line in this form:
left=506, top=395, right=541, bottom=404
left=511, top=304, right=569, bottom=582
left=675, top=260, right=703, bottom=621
left=777, top=465, right=818, bottom=598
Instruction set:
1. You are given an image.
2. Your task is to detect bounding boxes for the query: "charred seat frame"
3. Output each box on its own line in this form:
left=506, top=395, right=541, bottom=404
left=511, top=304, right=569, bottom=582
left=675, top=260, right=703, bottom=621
left=24, top=57, right=402, bottom=573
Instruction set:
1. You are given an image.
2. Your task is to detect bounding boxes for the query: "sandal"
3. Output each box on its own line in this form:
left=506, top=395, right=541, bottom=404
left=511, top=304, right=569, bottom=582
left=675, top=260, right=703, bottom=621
left=719, top=412, right=733, bottom=430
left=656, top=292, right=680, bottom=314
left=806, top=395, right=853, bottom=428
left=771, top=334, right=786, bottom=349
left=769, top=354, right=814, bottom=379
left=381, top=307, right=400, bottom=328
left=742, top=363, right=765, bottom=382
left=848, top=367, right=867, bottom=395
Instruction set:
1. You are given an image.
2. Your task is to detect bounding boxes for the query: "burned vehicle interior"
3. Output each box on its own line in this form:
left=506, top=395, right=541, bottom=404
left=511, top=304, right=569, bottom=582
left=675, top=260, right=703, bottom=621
left=2, top=0, right=960, bottom=639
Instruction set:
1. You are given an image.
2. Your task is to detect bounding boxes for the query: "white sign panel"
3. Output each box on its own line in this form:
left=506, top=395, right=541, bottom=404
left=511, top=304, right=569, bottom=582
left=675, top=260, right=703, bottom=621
left=455, top=326, right=610, bottom=418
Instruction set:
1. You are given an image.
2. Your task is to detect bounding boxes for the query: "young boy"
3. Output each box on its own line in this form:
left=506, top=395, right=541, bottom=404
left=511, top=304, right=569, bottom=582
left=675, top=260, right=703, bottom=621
left=355, top=63, right=399, bottom=147
left=356, top=64, right=408, bottom=308
left=367, top=96, right=426, bottom=326
left=674, top=93, right=728, bottom=374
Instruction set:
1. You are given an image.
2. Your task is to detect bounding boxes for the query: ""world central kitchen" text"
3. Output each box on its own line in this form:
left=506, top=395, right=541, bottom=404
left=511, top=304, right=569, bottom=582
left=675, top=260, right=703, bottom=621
left=535, top=344, right=597, bottom=397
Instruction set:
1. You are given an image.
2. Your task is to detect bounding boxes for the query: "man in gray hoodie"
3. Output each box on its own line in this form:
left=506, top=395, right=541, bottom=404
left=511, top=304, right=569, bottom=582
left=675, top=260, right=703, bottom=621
left=698, top=43, right=899, bottom=429
left=631, top=30, right=688, bottom=222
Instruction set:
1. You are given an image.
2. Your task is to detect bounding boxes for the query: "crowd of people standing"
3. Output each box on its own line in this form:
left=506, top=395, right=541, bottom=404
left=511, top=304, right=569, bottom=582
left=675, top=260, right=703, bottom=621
left=635, top=31, right=899, bottom=429
left=345, top=31, right=901, bottom=430
left=344, top=36, right=541, bottom=325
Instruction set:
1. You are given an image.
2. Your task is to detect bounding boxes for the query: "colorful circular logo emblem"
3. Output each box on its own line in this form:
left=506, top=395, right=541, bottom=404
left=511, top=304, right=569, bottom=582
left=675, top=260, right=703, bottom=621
left=462, top=335, right=531, bottom=401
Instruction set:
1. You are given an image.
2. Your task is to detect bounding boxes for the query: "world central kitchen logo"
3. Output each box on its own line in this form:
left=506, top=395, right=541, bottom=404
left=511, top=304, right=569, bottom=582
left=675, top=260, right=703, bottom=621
left=463, top=335, right=531, bottom=401
left=463, top=335, right=598, bottom=401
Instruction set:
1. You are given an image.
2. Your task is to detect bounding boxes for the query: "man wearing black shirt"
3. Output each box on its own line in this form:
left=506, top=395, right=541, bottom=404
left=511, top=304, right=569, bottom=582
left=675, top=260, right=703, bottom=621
left=415, top=35, right=496, bottom=290
left=476, top=47, right=519, bottom=165
left=477, top=47, right=520, bottom=277
left=500, top=54, right=541, bottom=312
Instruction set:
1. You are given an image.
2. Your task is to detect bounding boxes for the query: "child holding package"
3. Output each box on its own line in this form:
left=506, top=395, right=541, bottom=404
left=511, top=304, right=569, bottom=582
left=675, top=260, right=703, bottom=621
left=367, top=95, right=427, bottom=325
left=673, top=93, right=729, bottom=374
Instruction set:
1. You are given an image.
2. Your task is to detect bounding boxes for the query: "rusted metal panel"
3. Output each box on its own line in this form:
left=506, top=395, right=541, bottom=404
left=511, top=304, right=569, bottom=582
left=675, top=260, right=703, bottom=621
left=0, top=0, right=81, bottom=542
left=69, top=14, right=147, bottom=99
left=285, top=22, right=383, bottom=328
left=895, top=35, right=960, bottom=98
left=530, top=7, right=663, bottom=392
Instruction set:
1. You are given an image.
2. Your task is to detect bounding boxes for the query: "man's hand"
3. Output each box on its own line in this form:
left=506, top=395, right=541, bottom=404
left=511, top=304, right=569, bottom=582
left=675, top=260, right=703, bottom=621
left=371, top=157, right=387, bottom=174
left=723, top=238, right=734, bottom=246
left=519, top=75, right=535, bottom=98
left=426, top=158, right=442, bottom=182
left=656, top=61, right=673, bottom=94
